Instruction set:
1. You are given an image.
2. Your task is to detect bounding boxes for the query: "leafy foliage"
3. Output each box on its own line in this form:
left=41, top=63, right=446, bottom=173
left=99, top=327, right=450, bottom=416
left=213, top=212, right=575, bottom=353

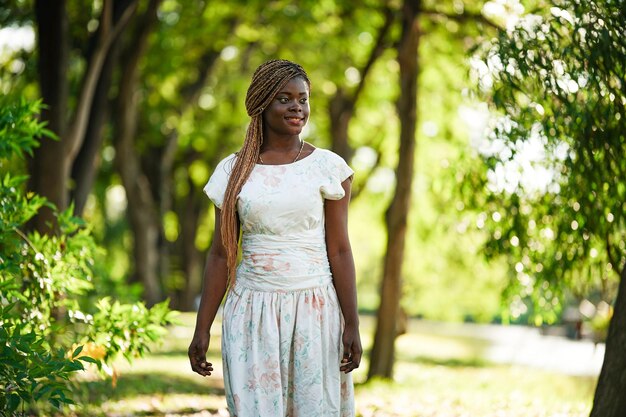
left=3, top=0, right=512, bottom=325
left=0, top=98, right=176, bottom=415
left=466, top=0, right=626, bottom=325
left=0, top=320, right=89, bottom=412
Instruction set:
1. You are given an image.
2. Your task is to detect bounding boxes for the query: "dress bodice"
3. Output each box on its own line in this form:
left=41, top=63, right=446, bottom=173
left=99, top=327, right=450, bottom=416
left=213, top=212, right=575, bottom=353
left=204, top=148, right=353, bottom=290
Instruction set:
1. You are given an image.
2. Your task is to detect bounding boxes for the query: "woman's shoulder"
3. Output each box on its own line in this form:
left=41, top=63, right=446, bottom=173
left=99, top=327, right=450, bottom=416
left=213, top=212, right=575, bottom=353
left=218, top=152, right=237, bottom=165
left=311, top=147, right=348, bottom=164
left=311, top=147, right=351, bottom=170
left=214, top=152, right=237, bottom=172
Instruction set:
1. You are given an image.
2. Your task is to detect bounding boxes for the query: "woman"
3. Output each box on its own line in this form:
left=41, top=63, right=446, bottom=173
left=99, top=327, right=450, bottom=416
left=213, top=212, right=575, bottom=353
left=188, top=59, right=361, bottom=417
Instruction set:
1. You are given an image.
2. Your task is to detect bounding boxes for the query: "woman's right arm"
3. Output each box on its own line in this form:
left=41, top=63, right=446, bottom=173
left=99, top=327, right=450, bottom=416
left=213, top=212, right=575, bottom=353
left=188, top=207, right=230, bottom=377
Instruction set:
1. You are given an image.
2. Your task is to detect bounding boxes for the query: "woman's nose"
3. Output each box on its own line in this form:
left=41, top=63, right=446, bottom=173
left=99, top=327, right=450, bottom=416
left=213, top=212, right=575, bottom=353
left=289, top=101, right=302, bottom=112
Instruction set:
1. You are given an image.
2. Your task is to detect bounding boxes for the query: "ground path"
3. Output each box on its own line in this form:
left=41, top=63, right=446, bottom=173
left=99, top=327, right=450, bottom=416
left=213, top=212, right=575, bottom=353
left=90, top=314, right=596, bottom=417
left=407, top=320, right=604, bottom=376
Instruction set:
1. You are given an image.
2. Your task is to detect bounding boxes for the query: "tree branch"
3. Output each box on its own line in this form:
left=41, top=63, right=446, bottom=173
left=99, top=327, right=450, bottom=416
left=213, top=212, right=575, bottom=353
left=606, top=232, right=618, bottom=270
left=161, top=16, right=240, bottom=181
left=65, top=0, right=138, bottom=162
left=351, top=5, right=395, bottom=103
left=420, top=7, right=501, bottom=31
left=350, top=133, right=384, bottom=201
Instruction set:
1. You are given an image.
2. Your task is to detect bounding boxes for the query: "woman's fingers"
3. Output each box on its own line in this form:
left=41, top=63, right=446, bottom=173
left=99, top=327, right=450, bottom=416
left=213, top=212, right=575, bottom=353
left=188, top=343, right=213, bottom=376
left=340, top=343, right=361, bottom=373
left=350, top=346, right=362, bottom=370
left=191, top=357, right=214, bottom=376
left=340, top=358, right=358, bottom=373
left=198, top=361, right=214, bottom=376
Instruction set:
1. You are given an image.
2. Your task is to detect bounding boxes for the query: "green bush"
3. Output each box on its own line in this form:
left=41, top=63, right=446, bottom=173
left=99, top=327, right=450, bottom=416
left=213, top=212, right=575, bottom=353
left=0, top=98, right=176, bottom=416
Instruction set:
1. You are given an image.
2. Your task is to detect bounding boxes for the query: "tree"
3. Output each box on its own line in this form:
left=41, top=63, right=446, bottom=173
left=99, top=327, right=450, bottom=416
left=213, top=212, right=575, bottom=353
left=326, top=4, right=395, bottom=164
left=111, top=0, right=163, bottom=306
left=8, top=0, right=504, bottom=325
left=70, top=0, right=138, bottom=215
left=367, top=0, right=499, bottom=379
left=28, top=0, right=245, bottom=306
left=469, top=1, right=626, bottom=415
left=155, top=0, right=398, bottom=309
left=368, top=0, right=420, bottom=379
left=112, top=0, right=248, bottom=307
left=0, top=97, right=174, bottom=415
left=31, top=0, right=135, bottom=233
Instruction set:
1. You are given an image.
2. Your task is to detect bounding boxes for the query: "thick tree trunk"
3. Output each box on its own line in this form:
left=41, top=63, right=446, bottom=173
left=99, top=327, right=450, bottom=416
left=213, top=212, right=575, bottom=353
left=367, top=0, right=420, bottom=380
left=113, top=0, right=163, bottom=306
left=590, top=263, right=626, bottom=417
left=31, top=0, right=69, bottom=233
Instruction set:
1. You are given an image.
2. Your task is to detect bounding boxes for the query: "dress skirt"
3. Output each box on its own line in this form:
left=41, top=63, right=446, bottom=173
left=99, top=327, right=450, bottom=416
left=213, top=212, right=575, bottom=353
left=222, top=277, right=354, bottom=417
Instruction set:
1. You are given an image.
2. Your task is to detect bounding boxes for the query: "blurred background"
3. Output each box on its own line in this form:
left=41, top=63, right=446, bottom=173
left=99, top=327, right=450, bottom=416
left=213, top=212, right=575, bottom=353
left=1, top=0, right=624, bottom=416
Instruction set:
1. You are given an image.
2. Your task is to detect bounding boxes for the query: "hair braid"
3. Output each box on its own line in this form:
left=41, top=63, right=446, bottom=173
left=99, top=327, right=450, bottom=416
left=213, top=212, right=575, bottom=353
left=221, top=59, right=310, bottom=284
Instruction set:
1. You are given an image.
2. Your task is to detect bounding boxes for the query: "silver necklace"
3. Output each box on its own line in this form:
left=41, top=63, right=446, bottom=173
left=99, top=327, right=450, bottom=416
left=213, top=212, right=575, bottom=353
left=258, top=140, right=304, bottom=165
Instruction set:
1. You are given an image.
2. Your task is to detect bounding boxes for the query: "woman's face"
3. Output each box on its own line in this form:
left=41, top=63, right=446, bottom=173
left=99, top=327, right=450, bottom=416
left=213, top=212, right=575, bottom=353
left=263, top=77, right=310, bottom=138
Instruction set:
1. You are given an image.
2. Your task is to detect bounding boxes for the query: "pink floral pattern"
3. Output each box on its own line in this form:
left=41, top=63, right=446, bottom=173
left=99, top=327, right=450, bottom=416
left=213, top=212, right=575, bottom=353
left=205, top=149, right=355, bottom=416
left=256, top=165, right=287, bottom=187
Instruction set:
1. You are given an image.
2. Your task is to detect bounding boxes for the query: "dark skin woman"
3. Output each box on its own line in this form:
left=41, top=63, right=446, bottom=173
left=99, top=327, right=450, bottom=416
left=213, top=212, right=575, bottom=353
left=188, top=60, right=361, bottom=416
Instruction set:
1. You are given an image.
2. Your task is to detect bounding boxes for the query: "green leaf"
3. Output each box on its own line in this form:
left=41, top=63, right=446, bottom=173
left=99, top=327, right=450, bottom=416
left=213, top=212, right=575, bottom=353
left=7, top=392, right=21, bottom=412
left=72, top=345, right=84, bottom=358
left=77, top=355, right=98, bottom=364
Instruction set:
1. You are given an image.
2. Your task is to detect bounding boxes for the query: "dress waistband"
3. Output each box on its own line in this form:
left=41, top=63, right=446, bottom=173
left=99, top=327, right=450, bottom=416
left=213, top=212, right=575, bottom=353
left=234, top=273, right=333, bottom=292
left=236, top=230, right=332, bottom=291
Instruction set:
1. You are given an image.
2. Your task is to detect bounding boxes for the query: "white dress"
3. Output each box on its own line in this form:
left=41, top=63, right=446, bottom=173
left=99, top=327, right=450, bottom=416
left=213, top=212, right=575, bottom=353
left=204, top=148, right=355, bottom=417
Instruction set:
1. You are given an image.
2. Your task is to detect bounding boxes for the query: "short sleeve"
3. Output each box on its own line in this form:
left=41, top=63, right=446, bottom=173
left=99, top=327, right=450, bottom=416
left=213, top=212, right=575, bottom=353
left=203, top=154, right=236, bottom=209
left=320, top=150, right=354, bottom=200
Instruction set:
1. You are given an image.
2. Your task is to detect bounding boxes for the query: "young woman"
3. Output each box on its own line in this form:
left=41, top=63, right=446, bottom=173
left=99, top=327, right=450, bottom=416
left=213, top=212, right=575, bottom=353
left=188, top=59, right=361, bottom=417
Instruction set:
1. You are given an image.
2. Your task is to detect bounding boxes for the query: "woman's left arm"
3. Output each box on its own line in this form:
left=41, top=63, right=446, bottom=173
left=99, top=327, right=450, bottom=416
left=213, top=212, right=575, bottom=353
left=325, top=177, right=362, bottom=373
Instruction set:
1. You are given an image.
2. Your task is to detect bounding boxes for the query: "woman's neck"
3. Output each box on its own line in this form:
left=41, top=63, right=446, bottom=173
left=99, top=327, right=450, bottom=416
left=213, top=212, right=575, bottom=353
left=260, top=134, right=302, bottom=152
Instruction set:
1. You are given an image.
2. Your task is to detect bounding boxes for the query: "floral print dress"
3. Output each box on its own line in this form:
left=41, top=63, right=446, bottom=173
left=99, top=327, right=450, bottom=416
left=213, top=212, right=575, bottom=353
left=204, top=148, right=355, bottom=417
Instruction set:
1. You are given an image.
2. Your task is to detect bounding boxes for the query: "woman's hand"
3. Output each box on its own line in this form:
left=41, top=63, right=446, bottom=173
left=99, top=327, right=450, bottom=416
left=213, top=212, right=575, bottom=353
left=188, top=333, right=213, bottom=376
left=340, top=323, right=362, bottom=373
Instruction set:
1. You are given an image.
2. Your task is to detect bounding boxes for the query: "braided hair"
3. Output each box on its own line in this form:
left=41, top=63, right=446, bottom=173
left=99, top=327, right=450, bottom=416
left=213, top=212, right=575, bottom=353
left=221, top=59, right=311, bottom=283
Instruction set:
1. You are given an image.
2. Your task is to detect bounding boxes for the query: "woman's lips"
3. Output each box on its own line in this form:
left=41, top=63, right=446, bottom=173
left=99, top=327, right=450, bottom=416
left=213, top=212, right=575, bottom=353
left=285, top=116, right=304, bottom=125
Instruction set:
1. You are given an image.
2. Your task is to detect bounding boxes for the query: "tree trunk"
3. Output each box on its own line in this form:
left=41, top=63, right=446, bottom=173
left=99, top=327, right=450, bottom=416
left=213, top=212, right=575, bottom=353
left=31, top=0, right=69, bottom=233
left=113, top=0, right=163, bottom=306
left=329, top=91, right=355, bottom=163
left=328, top=6, right=394, bottom=164
left=70, top=63, right=111, bottom=216
left=72, top=0, right=133, bottom=215
left=367, top=0, right=420, bottom=380
left=156, top=45, right=224, bottom=303
left=180, top=171, right=204, bottom=310
left=590, top=263, right=626, bottom=416
left=32, top=0, right=135, bottom=228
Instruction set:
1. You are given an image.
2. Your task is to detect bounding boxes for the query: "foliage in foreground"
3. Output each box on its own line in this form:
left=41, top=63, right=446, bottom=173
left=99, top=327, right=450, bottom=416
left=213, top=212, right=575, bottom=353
left=467, top=1, right=625, bottom=415
left=466, top=0, right=625, bottom=326
left=0, top=98, right=176, bottom=415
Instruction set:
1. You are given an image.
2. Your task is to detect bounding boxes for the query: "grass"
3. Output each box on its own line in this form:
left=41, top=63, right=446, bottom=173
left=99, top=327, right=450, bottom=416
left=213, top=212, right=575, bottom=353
left=65, top=313, right=596, bottom=417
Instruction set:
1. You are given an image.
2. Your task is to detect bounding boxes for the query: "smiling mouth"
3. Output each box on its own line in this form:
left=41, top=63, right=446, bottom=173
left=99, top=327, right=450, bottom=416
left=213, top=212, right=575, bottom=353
left=285, top=116, right=305, bottom=126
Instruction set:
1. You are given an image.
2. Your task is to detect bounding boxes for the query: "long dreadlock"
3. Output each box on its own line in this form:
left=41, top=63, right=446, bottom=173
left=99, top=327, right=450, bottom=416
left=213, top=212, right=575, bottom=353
left=221, top=59, right=311, bottom=283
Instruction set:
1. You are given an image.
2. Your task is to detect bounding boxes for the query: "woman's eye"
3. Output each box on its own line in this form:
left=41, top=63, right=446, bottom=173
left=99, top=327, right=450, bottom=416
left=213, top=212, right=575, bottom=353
left=279, top=97, right=289, bottom=103
left=299, top=98, right=308, bottom=104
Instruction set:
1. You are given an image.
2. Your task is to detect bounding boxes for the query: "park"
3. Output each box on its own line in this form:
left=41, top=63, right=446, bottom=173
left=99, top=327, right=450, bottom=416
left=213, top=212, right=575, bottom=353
left=1, top=0, right=624, bottom=416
